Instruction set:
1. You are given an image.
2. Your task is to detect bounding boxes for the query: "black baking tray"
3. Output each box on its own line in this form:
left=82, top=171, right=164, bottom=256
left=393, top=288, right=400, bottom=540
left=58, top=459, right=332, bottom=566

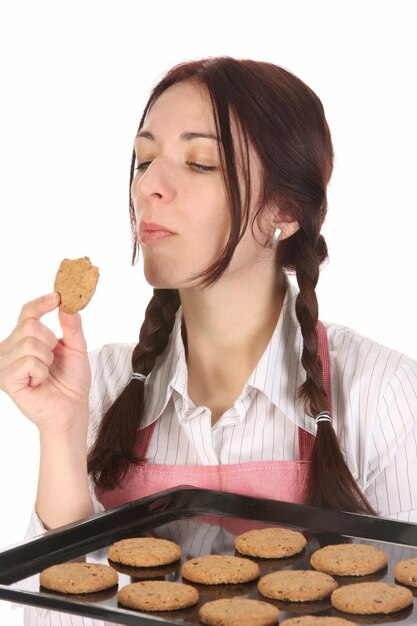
left=1, top=486, right=417, bottom=625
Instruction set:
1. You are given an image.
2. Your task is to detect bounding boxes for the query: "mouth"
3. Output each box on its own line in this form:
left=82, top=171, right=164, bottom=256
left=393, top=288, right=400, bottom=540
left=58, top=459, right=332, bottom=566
left=139, top=221, right=175, bottom=244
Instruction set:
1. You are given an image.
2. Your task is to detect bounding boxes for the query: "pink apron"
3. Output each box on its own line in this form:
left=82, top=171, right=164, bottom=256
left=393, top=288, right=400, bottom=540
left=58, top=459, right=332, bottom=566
left=97, top=321, right=331, bottom=510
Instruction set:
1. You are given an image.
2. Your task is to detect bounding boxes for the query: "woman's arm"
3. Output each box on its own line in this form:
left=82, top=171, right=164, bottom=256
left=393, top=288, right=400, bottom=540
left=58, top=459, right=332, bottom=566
left=0, top=294, right=94, bottom=529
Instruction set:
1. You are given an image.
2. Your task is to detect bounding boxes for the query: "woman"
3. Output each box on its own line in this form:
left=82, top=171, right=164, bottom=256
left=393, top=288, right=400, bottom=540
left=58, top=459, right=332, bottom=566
left=1, top=56, right=416, bottom=545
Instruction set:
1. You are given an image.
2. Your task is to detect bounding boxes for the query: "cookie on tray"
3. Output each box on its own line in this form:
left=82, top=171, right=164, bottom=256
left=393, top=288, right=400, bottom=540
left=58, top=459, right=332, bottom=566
left=182, top=554, right=260, bottom=585
left=331, top=582, right=413, bottom=614
left=199, top=598, right=279, bottom=626
left=39, top=562, right=118, bottom=594
left=108, top=537, right=181, bottom=568
left=310, top=543, right=387, bottom=576
left=258, top=570, right=338, bottom=602
left=235, top=527, right=306, bottom=559
left=281, top=617, right=358, bottom=626
left=117, top=580, right=198, bottom=611
left=394, top=557, right=417, bottom=587
left=54, top=256, right=99, bottom=314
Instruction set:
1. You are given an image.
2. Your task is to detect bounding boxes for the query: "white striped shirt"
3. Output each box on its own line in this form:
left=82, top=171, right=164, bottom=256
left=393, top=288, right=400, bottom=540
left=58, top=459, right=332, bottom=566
left=23, top=281, right=417, bottom=626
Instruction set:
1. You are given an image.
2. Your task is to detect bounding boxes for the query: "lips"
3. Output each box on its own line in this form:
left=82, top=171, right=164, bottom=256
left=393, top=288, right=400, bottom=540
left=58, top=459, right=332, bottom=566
left=139, top=221, right=175, bottom=244
left=139, top=221, right=174, bottom=235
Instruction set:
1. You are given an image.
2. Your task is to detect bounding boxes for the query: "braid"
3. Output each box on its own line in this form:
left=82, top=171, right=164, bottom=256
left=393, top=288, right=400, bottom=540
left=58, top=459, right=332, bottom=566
left=292, top=232, right=375, bottom=514
left=88, top=289, right=180, bottom=490
left=132, top=289, right=181, bottom=375
left=295, top=230, right=327, bottom=416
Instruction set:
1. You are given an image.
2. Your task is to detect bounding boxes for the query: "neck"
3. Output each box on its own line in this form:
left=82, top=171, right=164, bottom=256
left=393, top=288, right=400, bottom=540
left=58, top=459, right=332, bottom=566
left=179, top=265, right=287, bottom=417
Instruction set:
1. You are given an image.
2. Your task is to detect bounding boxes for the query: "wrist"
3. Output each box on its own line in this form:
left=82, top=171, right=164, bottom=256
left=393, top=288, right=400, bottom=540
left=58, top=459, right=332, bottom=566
left=37, top=406, right=89, bottom=441
left=36, top=417, right=94, bottom=529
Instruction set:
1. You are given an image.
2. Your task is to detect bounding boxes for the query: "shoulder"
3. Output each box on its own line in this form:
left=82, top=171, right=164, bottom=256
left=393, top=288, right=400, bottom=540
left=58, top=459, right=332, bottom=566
left=324, top=321, right=416, bottom=379
left=324, top=321, right=417, bottom=420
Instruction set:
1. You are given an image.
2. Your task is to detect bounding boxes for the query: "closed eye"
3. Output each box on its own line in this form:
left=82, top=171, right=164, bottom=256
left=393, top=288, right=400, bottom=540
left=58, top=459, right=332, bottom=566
left=187, top=162, right=216, bottom=173
left=134, top=161, right=152, bottom=171
left=134, top=161, right=216, bottom=173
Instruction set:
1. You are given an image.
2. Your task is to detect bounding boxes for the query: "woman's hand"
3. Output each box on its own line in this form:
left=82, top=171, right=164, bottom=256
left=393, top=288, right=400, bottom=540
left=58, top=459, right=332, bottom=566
left=0, top=293, right=91, bottom=435
left=0, top=293, right=95, bottom=528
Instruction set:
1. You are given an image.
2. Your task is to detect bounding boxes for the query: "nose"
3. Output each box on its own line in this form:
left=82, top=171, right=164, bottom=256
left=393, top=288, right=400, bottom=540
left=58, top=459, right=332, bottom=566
left=133, top=159, right=176, bottom=204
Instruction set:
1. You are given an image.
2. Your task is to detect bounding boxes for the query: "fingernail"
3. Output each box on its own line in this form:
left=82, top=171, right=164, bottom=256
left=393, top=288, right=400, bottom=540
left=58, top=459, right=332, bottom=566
left=46, top=292, right=60, bottom=305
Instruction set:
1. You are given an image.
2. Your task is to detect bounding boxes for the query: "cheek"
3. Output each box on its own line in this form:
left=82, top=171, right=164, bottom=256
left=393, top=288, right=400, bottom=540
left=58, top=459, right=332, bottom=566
left=196, top=210, right=229, bottom=237
left=130, top=196, right=140, bottom=226
left=185, top=185, right=230, bottom=236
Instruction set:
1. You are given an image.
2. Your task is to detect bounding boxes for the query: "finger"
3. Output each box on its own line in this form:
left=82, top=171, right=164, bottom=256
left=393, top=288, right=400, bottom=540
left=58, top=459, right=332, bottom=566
left=16, top=318, right=58, bottom=351
left=17, top=293, right=60, bottom=324
left=1, top=318, right=58, bottom=360
left=58, top=310, right=87, bottom=353
left=0, top=355, right=49, bottom=395
left=0, top=336, right=55, bottom=372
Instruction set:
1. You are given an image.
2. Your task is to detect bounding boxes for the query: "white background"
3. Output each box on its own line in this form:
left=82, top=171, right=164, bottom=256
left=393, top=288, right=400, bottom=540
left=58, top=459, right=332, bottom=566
left=0, top=0, right=416, bottom=622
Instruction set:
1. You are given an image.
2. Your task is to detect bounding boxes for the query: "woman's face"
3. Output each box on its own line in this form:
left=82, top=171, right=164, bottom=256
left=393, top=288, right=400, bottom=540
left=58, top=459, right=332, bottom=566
left=131, top=80, right=272, bottom=290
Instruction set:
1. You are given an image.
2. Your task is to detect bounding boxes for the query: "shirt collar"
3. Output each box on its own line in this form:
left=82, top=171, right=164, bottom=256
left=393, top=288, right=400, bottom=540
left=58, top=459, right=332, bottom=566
left=142, top=280, right=311, bottom=432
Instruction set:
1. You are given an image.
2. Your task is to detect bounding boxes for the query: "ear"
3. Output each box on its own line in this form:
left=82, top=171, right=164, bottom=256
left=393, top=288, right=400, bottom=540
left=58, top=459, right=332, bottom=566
left=271, top=210, right=300, bottom=241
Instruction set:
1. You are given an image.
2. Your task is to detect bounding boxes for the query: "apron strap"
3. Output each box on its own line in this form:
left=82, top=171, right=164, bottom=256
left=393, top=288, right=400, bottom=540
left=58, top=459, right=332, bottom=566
left=298, top=320, right=332, bottom=460
left=139, top=321, right=332, bottom=462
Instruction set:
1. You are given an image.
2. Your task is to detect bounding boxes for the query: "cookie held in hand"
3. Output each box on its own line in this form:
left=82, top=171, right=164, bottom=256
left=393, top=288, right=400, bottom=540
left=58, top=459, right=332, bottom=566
left=54, top=256, right=99, bottom=313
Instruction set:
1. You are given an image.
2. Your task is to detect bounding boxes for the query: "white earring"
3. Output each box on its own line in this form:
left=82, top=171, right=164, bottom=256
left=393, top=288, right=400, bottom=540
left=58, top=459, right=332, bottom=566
left=267, top=227, right=281, bottom=248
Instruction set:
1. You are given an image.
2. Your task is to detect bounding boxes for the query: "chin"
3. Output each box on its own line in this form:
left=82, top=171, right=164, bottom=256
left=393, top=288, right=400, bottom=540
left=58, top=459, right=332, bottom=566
left=145, top=277, right=175, bottom=290
left=144, top=273, right=202, bottom=292
left=143, top=259, right=206, bottom=291
left=143, top=266, right=179, bottom=290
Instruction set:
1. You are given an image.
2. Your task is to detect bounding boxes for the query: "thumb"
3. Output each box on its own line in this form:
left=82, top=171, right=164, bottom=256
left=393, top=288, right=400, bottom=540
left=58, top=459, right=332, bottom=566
left=58, top=309, right=88, bottom=352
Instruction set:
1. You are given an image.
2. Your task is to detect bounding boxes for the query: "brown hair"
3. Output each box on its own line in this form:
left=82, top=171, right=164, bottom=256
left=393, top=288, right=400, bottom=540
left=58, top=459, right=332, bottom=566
left=88, top=56, right=375, bottom=514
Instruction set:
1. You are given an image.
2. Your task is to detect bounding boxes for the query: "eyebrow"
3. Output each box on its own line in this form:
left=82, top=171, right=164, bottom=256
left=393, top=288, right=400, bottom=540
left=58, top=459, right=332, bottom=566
left=136, top=130, right=219, bottom=142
